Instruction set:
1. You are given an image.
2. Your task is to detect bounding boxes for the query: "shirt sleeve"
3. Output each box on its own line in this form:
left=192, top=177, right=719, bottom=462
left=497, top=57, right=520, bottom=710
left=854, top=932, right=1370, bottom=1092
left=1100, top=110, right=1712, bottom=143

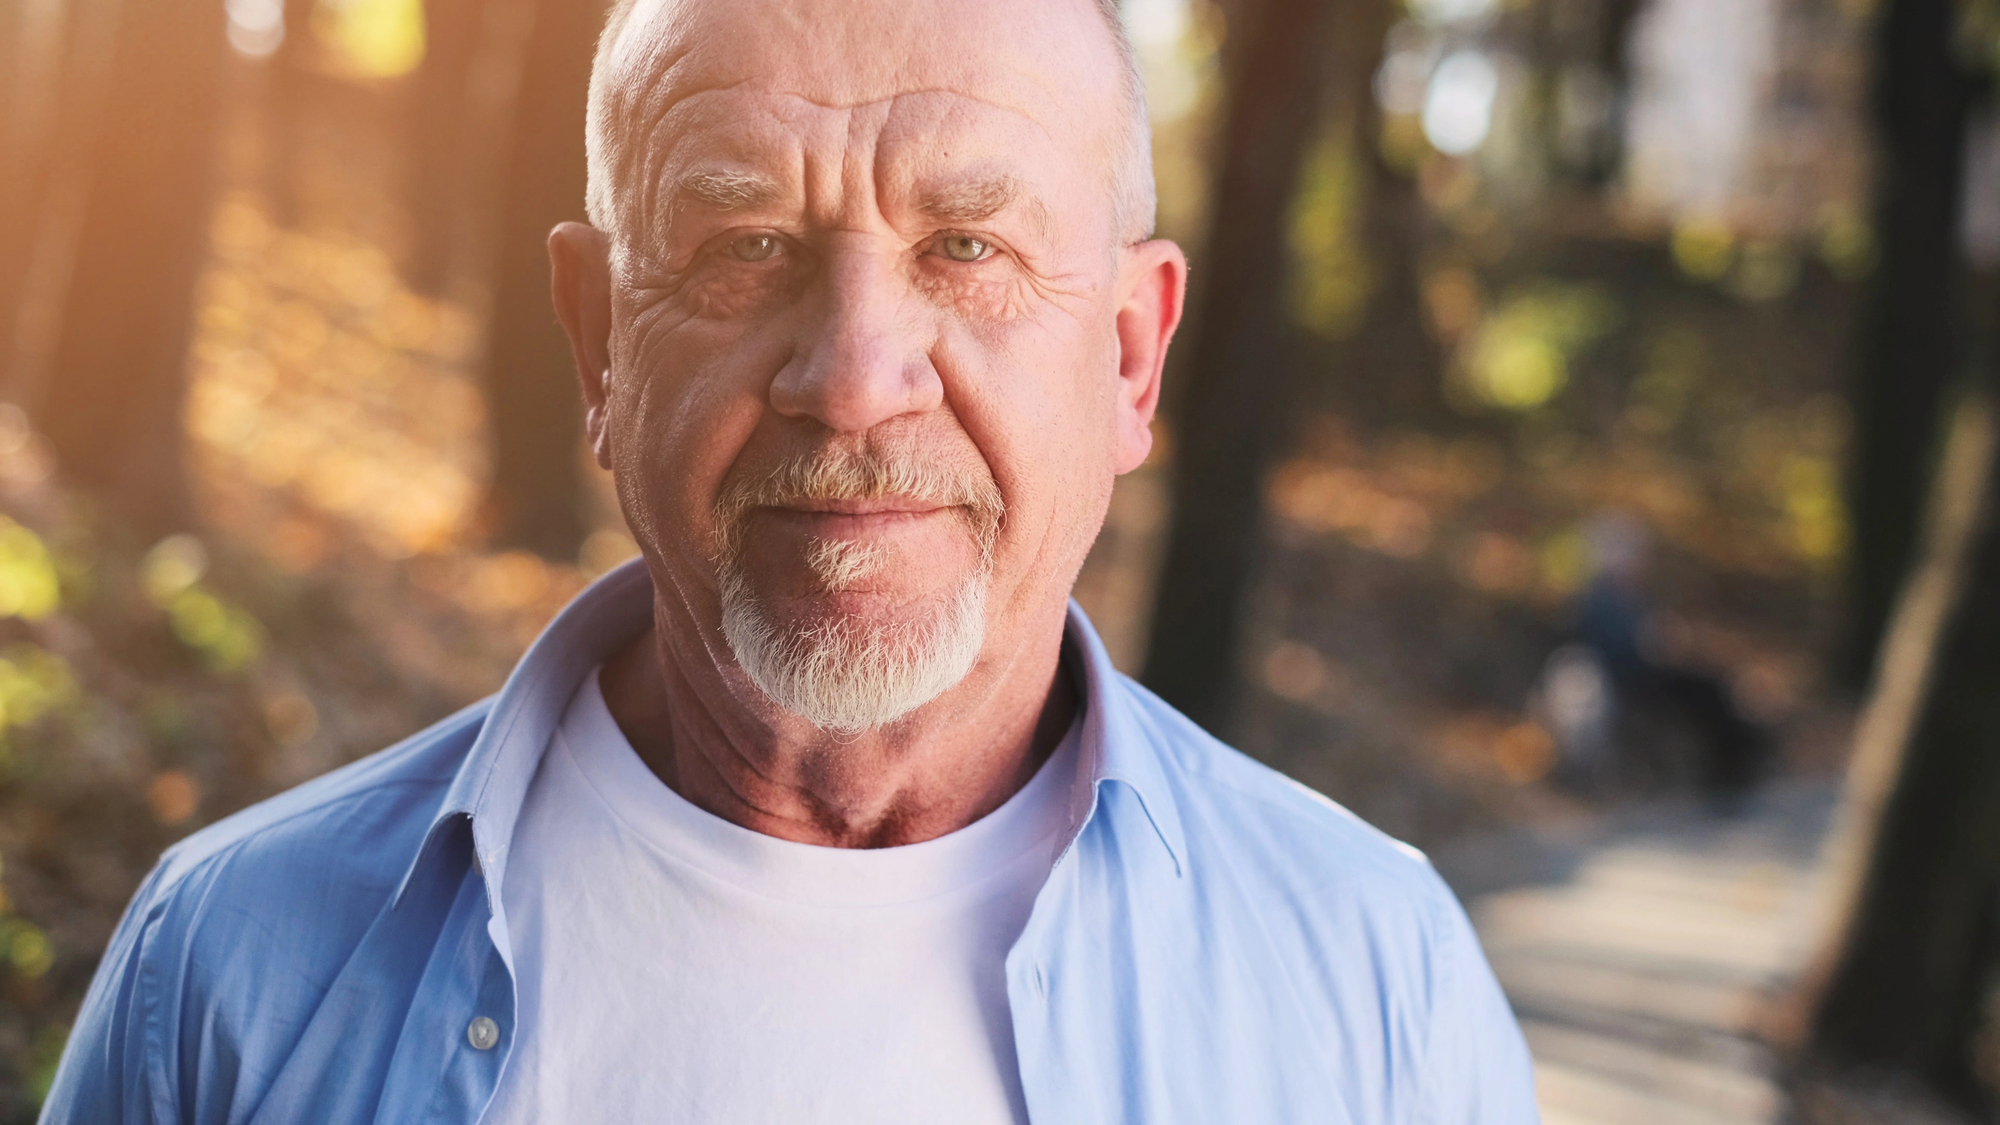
left=39, top=861, right=171, bottom=1125
left=1421, top=884, right=1542, bottom=1125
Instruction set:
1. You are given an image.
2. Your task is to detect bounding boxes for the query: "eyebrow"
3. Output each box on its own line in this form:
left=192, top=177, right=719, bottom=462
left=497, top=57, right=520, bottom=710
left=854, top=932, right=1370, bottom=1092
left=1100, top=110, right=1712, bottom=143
left=919, top=173, right=1055, bottom=242
left=919, top=175, right=1019, bottom=223
left=670, top=167, right=1054, bottom=238
left=673, top=167, right=783, bottom=212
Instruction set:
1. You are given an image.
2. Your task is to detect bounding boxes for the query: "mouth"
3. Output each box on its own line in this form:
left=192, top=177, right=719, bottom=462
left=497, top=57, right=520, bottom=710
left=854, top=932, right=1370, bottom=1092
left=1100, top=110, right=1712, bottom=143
left=713, top=449, right=1005, bottom=570
left=758, top=498, right=959, bottom=538
left=774, top=497, right=953, bottom=517
left=729, top=502, right=962, bottom=596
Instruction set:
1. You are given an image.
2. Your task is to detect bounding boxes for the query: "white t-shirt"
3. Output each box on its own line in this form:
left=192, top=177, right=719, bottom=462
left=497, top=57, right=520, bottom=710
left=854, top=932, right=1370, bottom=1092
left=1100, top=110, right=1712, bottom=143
left=481, top=669, right=1081, bottom=1124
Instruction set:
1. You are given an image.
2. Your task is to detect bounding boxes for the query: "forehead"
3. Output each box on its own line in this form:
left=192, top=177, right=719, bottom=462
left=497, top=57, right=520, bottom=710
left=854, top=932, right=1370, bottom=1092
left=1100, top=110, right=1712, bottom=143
left=649, top=92, right=1053, bottom=197
left=609, top=0, right=1123, bottom=198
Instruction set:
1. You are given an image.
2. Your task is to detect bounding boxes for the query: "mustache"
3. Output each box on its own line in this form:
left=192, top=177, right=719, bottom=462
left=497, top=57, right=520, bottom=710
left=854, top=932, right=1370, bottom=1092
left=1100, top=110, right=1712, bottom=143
left=714, top=446, right=1005, bottom=560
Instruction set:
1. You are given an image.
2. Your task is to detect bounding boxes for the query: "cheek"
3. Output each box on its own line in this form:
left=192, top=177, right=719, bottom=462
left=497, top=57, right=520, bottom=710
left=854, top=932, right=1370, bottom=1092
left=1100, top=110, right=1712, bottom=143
left=681, top=263, right=798, bottom=321
left=940, top=318, right=1121, bottom=552
left=607, top=314, right=788, bottom=556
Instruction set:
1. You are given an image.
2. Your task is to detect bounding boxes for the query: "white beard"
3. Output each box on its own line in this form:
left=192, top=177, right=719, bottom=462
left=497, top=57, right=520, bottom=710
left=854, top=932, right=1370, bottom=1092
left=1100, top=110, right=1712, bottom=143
left=709, top=443, right=1004, bottom=734
left=718, top=565, right=989, bottom=734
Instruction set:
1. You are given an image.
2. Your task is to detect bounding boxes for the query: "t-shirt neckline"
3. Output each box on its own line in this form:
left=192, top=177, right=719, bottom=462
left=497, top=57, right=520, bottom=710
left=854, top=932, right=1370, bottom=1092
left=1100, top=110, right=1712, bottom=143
left=552, top=668, right=1083, bottom=908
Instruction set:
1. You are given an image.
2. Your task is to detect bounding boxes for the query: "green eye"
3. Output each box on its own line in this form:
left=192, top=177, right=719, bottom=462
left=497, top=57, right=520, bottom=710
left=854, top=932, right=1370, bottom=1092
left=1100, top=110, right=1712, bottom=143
left=728, top=234, right=780, bottom=262
left=939, top=234, right=993, bottom=263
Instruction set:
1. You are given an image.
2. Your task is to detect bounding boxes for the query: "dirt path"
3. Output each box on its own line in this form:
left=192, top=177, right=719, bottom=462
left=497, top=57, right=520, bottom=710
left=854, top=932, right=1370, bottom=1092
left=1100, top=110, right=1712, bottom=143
left=1468, top=781, right=1837, bottom=1124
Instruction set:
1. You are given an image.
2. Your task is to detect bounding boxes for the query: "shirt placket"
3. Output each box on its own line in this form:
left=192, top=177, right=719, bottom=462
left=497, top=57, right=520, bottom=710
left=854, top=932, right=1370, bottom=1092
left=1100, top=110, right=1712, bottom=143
left=376, top=828, right=521, bottom=1123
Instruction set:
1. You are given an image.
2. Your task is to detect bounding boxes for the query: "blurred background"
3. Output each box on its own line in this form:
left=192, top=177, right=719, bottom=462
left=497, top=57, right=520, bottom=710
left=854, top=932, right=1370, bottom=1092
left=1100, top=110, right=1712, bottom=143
left=0, top=0, right=1997, bottom=1118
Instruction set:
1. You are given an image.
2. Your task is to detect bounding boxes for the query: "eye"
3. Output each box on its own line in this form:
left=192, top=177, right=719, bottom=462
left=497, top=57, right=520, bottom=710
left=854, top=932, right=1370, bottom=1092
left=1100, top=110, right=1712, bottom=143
left=727, top=233, right=782, bottom=262
left=936, top=234, right=994, bottom=263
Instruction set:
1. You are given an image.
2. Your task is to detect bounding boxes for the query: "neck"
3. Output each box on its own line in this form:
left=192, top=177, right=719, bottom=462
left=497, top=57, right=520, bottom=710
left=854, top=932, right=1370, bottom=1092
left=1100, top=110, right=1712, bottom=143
left=598, top=595, right=1078, bottom=848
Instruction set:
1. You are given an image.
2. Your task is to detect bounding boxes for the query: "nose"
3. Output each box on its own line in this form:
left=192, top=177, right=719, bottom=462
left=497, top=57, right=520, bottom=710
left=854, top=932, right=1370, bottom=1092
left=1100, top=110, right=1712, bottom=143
left=769, top=243, right=943, bottom=432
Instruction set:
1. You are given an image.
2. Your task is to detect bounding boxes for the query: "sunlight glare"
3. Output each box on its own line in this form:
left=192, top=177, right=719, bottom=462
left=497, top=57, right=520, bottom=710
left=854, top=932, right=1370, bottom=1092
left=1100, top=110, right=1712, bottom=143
left=226, top=0, right=285, bottom=58
left=1423, top=50, right=1498, bottom=156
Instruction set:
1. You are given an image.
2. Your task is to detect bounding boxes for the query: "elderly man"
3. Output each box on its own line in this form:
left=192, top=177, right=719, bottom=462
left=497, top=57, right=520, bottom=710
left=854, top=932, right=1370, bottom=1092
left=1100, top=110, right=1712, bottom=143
left=44, top=0, right=1537, bottom=1120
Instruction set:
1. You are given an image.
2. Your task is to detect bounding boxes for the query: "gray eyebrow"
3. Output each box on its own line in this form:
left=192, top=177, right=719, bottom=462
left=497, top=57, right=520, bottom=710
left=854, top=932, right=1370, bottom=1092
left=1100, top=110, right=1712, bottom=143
left=919, top=174, right=1058, bottom=245
left=918, top=175, right=1021, bottom=225
left=674, top=167, right=783, bottom=211
left=668, top=167, right=1053, bottom=238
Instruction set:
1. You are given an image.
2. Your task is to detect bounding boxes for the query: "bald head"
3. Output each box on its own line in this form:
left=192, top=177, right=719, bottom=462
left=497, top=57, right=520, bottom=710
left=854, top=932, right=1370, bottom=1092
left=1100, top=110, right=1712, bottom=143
left=582, top=0, right=1155, bottom=247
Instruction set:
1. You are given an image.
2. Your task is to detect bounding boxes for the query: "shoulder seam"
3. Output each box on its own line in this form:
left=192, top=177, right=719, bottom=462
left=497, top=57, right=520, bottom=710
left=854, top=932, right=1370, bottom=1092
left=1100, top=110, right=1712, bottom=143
left=1196, top=756, right=1441, bottom=889
left=158, top=701, right=489, bottom=874
left=158, top=775, right=450, bottom=892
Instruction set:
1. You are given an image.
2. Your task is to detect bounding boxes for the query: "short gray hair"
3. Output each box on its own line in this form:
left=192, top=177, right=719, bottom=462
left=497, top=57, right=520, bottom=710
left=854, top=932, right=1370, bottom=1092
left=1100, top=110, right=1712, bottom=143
left=583, top=0, right=1156, bottom=246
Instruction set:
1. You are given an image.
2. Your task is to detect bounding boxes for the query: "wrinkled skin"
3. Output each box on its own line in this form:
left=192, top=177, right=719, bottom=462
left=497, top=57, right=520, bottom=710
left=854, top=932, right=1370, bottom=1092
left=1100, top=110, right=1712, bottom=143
left=548, top=0, right=1186, bottom=847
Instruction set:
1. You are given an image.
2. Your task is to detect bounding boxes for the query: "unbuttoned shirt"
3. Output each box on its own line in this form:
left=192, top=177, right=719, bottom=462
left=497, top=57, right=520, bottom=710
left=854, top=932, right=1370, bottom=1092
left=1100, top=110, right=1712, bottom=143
left=42, top=559, right=1540, bottom=1124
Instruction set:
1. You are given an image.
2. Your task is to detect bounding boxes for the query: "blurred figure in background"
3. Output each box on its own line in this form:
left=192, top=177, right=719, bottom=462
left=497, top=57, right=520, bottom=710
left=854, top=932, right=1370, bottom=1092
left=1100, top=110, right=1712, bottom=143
left=1541, top=511, right=1772, bottom=805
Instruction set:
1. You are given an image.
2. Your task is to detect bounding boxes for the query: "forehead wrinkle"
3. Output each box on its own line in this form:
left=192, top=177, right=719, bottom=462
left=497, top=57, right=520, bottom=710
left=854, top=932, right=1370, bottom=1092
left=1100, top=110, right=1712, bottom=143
left=600, top=0, right=1143, bottom=235
left=628, top=78, right=758, bottom=238
left=866, top=92, right=1065, bottom=240
left=650, top=85, right=1050, bottom=151
left=632, top=85, right=1074, bottom=241
left=610, top=33, right=710, bottom=224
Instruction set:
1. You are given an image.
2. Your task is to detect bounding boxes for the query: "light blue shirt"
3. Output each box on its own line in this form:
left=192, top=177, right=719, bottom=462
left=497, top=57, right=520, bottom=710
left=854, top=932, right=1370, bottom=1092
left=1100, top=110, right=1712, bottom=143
left=42, top=559, right=1539, bottom=1124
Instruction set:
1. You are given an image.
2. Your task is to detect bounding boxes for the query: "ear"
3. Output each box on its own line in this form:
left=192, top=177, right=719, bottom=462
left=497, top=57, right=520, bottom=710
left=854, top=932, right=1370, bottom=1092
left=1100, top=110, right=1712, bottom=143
left=1111, top=239, right=1188, bottom=475
left=549, top=222, right=615, bottom=470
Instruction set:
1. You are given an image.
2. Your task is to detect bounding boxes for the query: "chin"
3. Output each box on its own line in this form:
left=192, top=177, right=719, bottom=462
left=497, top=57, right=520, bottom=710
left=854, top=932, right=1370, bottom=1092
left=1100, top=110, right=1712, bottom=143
left=717, top=567, right=989, bottom=734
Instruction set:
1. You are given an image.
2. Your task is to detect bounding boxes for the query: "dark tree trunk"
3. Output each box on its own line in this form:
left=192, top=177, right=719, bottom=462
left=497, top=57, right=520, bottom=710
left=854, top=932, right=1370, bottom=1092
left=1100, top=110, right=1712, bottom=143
left=1139, top=0, right=1349, bottom=734
left=0, top=0, right=50, bottom=370
left=477, top=0, right=605, bottom=561
left=401, top=0, right=484, bottom=296
left=1, top=0, right=93, bottom=398
left=1285, top=0, right=1445, bottom=435
left=1809, top=387, right=2000, bottom=1116
left=1344, top=109, right=1445, bottom=431
left=259, top=0, right=318, bottom=230
left=31, top=0, right=228, bottom=532
left=1841, top=0, right=1974, bottom=688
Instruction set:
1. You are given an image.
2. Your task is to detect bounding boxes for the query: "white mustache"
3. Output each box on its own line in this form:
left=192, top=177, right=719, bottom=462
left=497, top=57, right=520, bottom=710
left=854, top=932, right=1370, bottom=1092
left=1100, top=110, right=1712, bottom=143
left=714, top=447, right=1005, bottom=569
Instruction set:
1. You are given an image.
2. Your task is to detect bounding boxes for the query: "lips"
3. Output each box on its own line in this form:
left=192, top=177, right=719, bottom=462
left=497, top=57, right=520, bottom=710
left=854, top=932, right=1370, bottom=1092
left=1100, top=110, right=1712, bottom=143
left=759, top=505, right=955, bottom=540
left=771, top=497, right=954, bottom=518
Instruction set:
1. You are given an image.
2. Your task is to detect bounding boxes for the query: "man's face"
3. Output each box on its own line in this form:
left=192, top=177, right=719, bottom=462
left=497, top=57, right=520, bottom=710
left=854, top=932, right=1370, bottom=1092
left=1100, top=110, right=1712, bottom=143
left=574, top=0, right=1181, bottom=729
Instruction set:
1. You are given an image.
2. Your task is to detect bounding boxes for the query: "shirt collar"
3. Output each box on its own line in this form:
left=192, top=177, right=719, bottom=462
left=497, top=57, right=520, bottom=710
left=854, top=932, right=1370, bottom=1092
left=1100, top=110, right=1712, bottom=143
left=396, top=556, right=1187, bottom=911
left=1062, top=593, right=1188, bottom=876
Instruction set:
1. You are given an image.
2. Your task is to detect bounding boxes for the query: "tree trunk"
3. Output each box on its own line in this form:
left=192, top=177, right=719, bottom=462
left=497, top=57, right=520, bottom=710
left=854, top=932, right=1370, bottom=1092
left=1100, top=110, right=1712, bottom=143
left=477, top=0, right=605, bottom=561
left=401, top=0, right=484, bottom=296
left=1808, top=380, right=2000, bottom=1116
left=256, top=0, right=320, bottom=231
left=30, top=0, right=227, bottom=533
left=1, top=0, right=99, bottom=401
left=1841, top=0, right=1974, bottom=688
left=1139, top=0, right=1366, bottom=734
left=0, top=0, right=64, bottom=375
left=1343, top=119, right=1445, bottom=431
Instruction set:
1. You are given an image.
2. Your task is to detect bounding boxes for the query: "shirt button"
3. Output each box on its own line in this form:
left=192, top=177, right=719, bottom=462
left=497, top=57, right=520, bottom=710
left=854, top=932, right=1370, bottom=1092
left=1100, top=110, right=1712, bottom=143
left=467, top=1016, right=500, bottom=1051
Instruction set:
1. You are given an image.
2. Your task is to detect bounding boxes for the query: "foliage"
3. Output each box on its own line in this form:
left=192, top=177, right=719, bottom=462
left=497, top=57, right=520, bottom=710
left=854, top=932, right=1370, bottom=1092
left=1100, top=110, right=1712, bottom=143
left=0, top=494, right=255, bottom=1112
left=1287, top=128, right=1376, bottom=340
left=312, top=0, right=426, bottom=78
left=0, top=468, right=534, bottom=1114
left=1456, top=281, right=1617, bottom=411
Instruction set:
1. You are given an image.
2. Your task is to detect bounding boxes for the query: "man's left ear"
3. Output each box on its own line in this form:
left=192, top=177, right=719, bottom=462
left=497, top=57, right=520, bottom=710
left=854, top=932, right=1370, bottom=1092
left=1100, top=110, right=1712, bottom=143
left=1112, top=239, right=1188, bottom=475
left=549, top=222, right=616, bottom=470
